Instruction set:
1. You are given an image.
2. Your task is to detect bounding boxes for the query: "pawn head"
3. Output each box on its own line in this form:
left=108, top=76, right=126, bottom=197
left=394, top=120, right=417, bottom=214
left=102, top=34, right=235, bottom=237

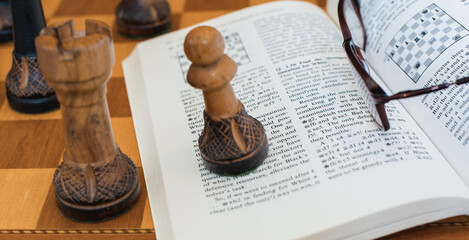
left=184, top=26, right=224, bottom=65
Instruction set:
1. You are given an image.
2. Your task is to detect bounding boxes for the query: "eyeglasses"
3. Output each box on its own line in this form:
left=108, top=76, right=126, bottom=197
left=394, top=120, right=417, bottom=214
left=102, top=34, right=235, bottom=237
left=338, top=0, right=469, bottom=131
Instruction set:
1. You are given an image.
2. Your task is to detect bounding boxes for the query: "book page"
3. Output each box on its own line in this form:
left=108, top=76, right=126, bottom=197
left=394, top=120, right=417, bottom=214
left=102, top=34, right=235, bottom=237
left=123, top=1, right=469, bottom=239
left=359, top=0, right=469, bottom=184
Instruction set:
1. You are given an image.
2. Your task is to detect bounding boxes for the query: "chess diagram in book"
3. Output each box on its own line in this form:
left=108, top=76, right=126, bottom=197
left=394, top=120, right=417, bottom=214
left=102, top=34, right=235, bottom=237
left=385, top=3, right=469, bottom=83
left=177, top=32, right=251, bottom=82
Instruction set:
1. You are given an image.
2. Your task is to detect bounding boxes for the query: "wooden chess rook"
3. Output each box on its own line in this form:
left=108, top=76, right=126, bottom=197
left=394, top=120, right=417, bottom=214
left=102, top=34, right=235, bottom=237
left=116, top=0, right=172, bottom=38
left=184, top=26, right=268, bottom=175
left=35, top=20, right=140, bottom=222
left=5, top=0, right=59, bottom=113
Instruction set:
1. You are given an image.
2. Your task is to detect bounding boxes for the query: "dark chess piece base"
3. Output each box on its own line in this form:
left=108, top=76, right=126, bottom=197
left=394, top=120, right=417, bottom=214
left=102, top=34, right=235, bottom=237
left=54, top=151, right=141, bottom=222
left=56, top=181, right=140, bottom=222
left=116, top=14, right=171, bottom=38
left=5, top=53, right=59, bottom=113
left=115, top=0, right=172, bottom=38
left=203, top=134, right=268, bottom=176
left=0, top=27, right=12, bottom=43
left=6, top=91, right=59, bottom=113
left=198, top=107, right=269, bottom=176
left=0, top=1, right=12, bottom=43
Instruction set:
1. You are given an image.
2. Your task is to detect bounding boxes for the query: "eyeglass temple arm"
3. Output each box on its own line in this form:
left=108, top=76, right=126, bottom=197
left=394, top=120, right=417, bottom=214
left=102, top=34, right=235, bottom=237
left=380, top=77, right=469, bottom=103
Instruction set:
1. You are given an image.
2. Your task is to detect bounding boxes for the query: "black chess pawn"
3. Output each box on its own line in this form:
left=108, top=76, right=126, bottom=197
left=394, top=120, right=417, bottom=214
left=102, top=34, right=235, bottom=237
left=115, top=0, right=172, bottom=38
left=0, top=0, right=12, bottom=43
left=5, top=0, right=59, bottom=113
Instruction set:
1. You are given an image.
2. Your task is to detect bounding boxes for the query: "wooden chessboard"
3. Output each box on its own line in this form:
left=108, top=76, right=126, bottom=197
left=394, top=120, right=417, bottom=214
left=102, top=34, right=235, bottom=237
left=0, top=0, right=468, bottom=239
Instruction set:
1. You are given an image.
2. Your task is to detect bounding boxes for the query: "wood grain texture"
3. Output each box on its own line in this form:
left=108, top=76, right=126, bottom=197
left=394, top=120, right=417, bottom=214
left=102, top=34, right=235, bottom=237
left=0, top=119, right=64, bottom=168
left=35, top=20, right=140, bottom=221
left=0, top=0, right=468, bottom=239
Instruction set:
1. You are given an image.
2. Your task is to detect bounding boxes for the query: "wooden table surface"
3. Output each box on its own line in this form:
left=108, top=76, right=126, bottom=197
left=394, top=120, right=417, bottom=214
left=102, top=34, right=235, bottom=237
left=0, top=0, right=468, bottom=239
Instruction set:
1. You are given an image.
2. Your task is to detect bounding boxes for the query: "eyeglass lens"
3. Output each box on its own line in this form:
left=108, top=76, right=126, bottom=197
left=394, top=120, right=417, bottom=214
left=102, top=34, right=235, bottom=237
left=344, top=0, right=365, bottom=49
left=343, top=0, right=388, bottom=129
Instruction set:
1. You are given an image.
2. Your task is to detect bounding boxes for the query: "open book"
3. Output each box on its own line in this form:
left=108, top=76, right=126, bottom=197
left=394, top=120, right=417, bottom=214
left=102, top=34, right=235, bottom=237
left=122, top=0, right=469, bottom=239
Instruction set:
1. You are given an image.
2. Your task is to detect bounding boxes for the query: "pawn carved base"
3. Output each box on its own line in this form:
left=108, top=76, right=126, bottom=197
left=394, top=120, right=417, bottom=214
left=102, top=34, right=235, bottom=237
left=53, top=148, right=140, bottom=222
left=199, top=105, right=268, bottom=175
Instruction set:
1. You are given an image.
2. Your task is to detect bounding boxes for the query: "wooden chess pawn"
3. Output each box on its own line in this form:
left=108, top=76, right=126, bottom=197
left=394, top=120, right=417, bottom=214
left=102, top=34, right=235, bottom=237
left=0, top=0, right=12, bottom=42
left=184, top=26, right=268, bottom=175
left=5, top=0, right=59, bottom=113
left=116, top=0, right=171, bottom=38
left=35, top=20, right=140, bottom=222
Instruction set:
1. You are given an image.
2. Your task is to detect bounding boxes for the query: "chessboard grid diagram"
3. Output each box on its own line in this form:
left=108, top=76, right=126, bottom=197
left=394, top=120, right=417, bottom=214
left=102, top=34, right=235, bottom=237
left=385, top=3, right=469, bottom=83
left=1, top=0, right=469, bottom=240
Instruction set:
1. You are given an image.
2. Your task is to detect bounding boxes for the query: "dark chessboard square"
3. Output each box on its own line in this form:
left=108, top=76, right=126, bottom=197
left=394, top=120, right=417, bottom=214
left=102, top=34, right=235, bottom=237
left=397, top=57, right=404, bottom=65
left=437, top=45, right=446, bottom=53
left=422, top=20, right=431, bottom=27
left=405, top=53, right=413, bottom=61
left=415, top=50, right=424, bottom=58
left=0, top=119, right=64, bottom=168
left=171, top=13, right=182, bottom=31
left=431, top=27, right=440, bottom=35
left=107, top=77, right=132, bottom=117
left=405, top=65, right=412, bottom=72
left=439, top=35, right=450, bottom=42
left=424, top=57, right=433, bottom=67
left=425, top=47, right=435, bottom=55
left=398, top=46, right=405, bottom=54
left=399, top=35, right=407, bottom=42
left=185, top=0, right=249, bottom=11
left=443, top=26, right=452, bottom=33
left=417, top=39, right=426, bottom=47
left=54, top=0, right=121, bottom=16
left=407, top=42, right=415, bottom=50
left=0, top=80, right=5, bottom=108
left=456, top=26, right=466, bottom=32
left=434, top=18, right=443, bottom=25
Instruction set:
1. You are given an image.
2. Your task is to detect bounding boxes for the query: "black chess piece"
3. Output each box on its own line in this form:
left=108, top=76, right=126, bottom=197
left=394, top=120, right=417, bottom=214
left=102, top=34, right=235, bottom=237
left=5, top=0, right=59, bottom=113
left=115, top=0, right=172, bottom=38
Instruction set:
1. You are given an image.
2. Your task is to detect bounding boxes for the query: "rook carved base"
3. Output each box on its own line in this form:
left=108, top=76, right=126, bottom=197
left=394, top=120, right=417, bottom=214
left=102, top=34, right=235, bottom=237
left=53, top=148, right=140, bottom=222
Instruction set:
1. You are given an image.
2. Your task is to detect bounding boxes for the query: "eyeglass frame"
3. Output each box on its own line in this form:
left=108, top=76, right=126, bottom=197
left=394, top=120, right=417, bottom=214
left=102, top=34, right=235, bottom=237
left=338, top=0, right=469, bottom=131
